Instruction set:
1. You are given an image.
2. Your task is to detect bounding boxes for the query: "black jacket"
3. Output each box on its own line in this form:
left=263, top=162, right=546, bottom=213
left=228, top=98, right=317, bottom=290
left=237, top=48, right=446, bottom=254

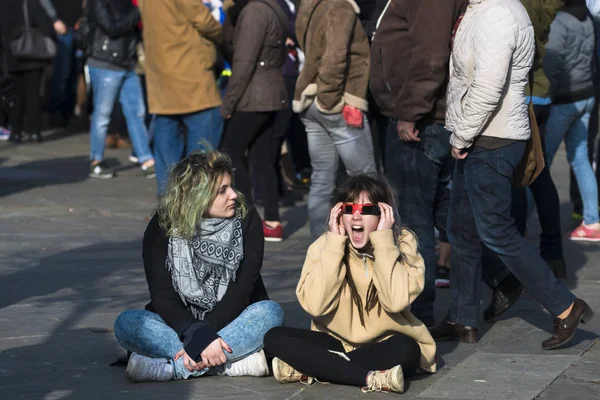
left=0, top=0, right=55, bottom=72
left=142, top=206, right=269, bottom=361
left=88, top=0, right=139, bottom=69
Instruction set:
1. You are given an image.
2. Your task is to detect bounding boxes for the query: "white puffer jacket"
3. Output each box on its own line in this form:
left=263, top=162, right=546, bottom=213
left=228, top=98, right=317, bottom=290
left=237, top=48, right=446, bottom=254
left=446, top=0, right=534, bottom=149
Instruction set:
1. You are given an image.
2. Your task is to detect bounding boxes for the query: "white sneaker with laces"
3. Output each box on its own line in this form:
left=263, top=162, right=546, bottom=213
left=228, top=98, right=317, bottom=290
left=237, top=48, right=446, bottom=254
left=224, top=349, right=269, bottom=377
left=126, top=353, right=174, bottom=382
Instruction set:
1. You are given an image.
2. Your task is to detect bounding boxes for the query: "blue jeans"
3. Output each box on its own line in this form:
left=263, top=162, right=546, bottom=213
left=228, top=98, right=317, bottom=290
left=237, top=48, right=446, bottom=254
left=545, top=97, right=598, bottom=224
left=152, top=108, right=223, bottom=195
left=448, top=143, right=575, bottom=328
left=89, top=67, right=153, bottom=163
left=113, top=300, right=284, bottom=380
left=301, top=102, right=377, bottom=239
left=385, top=120, right=453, bottom=327
left=51, top=29, right=77, bottom=116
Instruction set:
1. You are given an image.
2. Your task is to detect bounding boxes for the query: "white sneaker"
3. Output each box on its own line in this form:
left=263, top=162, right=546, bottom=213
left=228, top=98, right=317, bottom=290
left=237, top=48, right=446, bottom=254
left=126, top=353, right=174, bottom=382
left=224, top=349, right=269, bottom=377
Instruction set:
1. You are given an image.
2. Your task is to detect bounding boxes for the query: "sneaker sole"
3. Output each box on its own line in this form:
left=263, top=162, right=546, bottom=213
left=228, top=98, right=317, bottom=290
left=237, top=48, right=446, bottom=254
left=89, top=173, right=115, bottom=179
left=570, top=236, right=600, bottom=242
left=264, top=237, right=283, bottom=242
left=435, top=279, right=450, bottom=288
left=144, top=174, right=156, bottom=179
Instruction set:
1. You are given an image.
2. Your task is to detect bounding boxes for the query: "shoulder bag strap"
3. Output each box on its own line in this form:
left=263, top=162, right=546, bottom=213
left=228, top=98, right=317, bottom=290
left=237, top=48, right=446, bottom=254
left=528, top=67, right=534, bottom=105
left=256, top=0, right=289, bottom=39
left=22, top=0, right=31, bottom=30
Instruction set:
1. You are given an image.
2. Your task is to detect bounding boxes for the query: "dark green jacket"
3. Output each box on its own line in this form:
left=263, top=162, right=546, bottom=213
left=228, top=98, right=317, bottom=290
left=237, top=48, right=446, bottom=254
left=521, top=0, right=565, bottom=99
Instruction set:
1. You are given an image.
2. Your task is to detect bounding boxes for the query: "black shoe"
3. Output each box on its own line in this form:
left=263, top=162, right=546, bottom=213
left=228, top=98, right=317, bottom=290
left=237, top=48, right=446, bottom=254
left=29, top=133, right=43, bottom=143
left=435, top=265, right=450, bottom=288
left=89, top=161, right=115, bottom=179
left=429, top=320, right=478, bottom=343
left=484, top=273, right=524, bottom=321
left=542, top=298, right=594, bottom=350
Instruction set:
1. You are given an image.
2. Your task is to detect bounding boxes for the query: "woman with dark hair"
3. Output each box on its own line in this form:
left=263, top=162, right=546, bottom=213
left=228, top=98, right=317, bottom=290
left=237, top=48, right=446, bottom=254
left=114, top=149, right=284, bottom=382
left=0, top=0, right=55, bottom=143
left=220, top=0, right=289, bottom=242
left=264, top=175, right=436, bottom=394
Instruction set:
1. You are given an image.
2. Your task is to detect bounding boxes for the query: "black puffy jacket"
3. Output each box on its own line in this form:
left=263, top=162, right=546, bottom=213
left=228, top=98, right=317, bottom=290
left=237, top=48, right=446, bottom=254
left=88, top=0, right=140, bottom=69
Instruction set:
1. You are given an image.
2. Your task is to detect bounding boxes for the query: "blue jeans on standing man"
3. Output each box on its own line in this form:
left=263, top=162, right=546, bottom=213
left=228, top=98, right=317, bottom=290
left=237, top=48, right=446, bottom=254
left=51, top=29, right=78, bottom=118
left=545, top=97, right=599, bottom=225
left=448, top=143, right=575, bottom=328
left=152, top=108, right=223, bottom=195
left=385, top=120, right=453, bottom=327
left=114, top=300, right=284, bottom=380
left=89, top=67, right=153, bottom=163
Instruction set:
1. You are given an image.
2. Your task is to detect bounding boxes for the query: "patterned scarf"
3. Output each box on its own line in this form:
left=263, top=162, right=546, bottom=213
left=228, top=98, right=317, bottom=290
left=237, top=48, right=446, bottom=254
left=167, top=214, right=244, bottom=320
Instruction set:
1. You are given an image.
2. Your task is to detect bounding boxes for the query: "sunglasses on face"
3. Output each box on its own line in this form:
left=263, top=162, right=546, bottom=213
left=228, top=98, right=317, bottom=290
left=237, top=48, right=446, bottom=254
left=342, top=203, right=381, bottom=216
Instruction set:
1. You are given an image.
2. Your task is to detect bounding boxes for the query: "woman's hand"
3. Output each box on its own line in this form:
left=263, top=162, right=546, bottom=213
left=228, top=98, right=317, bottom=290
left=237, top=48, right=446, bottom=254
left=174, top=348, right=203, bottom=372
left=376, top=202, right=395, bottom=231
left=53, top=20, right=68, bottom=35
left=329, top=202, right=346, bottom=236
left=198, top=338, right=232, bottom=369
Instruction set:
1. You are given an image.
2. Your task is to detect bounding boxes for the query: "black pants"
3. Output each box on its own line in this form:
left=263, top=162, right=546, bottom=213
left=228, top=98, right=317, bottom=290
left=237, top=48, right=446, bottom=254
left=264, top=327, right=421, bottom=387
left=9, top=69, right=42, bottom=138
left=221, top=111, right=280, bottom=221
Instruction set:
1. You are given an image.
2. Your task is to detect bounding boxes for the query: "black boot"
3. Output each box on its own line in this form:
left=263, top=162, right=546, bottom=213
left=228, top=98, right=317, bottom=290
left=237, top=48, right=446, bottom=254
left=484, top=273, right=524, bottom=321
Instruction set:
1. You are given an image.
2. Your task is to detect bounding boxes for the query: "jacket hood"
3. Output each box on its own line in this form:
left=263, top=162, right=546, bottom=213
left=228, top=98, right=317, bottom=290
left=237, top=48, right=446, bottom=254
left=296, top=0, right=360, bottom=49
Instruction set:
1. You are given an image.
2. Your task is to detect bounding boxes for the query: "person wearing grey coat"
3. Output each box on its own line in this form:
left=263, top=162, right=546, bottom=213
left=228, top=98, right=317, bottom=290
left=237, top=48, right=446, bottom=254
left=543, top=0, right=600, bottom=240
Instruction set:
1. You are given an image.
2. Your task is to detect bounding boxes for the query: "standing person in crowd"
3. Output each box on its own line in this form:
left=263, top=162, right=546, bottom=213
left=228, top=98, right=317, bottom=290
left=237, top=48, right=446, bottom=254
left=432, top=0, right=594, bottom=350
left=138, top=0, right=224, bottom=195
left=114, top=149, right=285, bottom=382
left=38, top=0, right=84, bottom=127
left=86, top=0, right=155, bottom=179
left=0, top=0, right=55, bottom=143
left=220, top=0, right=289, bottom=242
left=265, top=175, right=436, bottom=394
left=295, top=0, right=377, bottom=241
left=544, top=0, right=599, bottom=240
left=481, top=0, right=568, bottom=324
left=369, top=0, right=468, bottom=327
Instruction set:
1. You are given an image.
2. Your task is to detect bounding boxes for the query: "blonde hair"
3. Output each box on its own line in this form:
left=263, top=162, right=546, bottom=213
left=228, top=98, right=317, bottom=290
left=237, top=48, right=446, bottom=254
left=157, top=149, right=247, bottom=239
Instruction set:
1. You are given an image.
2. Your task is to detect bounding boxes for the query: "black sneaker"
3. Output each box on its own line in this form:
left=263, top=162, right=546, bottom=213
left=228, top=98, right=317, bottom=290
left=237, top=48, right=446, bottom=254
left=141, top=164, right=156, bottom=179
left=435, top=265, right=450, bottom=288
left=89, top=161, right=115, bottom=179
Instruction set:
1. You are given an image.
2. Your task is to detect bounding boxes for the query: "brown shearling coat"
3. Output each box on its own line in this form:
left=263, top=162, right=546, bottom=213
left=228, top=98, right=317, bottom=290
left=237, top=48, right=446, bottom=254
left=138, top=0, right=222, bottom=115
left=294, top=0, right=370, bottom=114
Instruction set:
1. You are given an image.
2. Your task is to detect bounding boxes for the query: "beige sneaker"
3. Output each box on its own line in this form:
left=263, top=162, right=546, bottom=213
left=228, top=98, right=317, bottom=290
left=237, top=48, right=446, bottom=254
left=272, top=357, right=314, bottom=384
left=361, top=365, right=405, bottom=394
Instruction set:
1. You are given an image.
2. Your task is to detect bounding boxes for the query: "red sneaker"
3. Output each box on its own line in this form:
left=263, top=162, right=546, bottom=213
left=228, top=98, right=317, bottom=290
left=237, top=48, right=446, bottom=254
left=263, top=222, right=283, bottom=242
left=570, top=223, right=600, bottom=242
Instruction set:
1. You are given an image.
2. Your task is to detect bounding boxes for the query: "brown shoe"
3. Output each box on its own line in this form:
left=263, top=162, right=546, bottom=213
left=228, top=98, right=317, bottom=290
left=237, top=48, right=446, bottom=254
left=429, top=321, right=478, bottom=343
left=542, top=298, right=594, bottom=350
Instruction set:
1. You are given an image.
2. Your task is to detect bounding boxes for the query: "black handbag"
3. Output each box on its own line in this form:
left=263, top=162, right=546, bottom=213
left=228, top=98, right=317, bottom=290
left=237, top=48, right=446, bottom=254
left=9, top=0, right=57, bottom=61
left=73, top=1, right=91, bottom=51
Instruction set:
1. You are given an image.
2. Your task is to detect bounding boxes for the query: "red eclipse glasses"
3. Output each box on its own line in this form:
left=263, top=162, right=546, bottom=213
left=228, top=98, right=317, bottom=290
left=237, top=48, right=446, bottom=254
left=342, top=203, right=381, bottom=216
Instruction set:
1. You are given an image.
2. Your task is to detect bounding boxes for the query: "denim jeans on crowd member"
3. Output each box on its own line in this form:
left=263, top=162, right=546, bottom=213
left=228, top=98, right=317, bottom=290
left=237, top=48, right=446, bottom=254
left=113, top=300, right=284, bottom=380
left=89, top=67, right=154, bottom=163
left=152, top=108, right=223, bottom=195
left=51, top=29, right=77, bottom=117
left=300, top=102, right=377, bottom=240
left=385, top=120, right=453, bottom=327
left=545, top=97, right=598, bottom=225
left=448, top=143, right=575, bottom=328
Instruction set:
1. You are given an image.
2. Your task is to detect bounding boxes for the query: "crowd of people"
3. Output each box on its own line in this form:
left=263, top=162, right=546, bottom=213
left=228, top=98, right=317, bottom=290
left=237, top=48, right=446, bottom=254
left=2, top=0, right=600, bottom=395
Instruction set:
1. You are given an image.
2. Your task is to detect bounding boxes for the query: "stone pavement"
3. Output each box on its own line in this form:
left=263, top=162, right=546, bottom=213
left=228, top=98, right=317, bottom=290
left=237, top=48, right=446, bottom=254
left=1, top=129, right=599, bottom=400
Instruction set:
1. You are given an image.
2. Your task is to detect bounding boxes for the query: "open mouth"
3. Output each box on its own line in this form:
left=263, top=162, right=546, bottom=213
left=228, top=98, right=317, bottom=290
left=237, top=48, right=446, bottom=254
left=351, top=225, right=364, bottom=243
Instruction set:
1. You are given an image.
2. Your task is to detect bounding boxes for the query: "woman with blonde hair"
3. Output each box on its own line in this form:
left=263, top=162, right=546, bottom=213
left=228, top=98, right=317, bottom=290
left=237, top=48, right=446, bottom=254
left=114, top=149, right=284, bottom=382
left=264, top=175, right=436, bottom=394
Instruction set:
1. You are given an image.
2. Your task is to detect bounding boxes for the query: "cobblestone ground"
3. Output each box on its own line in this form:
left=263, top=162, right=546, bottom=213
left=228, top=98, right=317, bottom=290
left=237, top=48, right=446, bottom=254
left=1, top=128, right=599, bottom=399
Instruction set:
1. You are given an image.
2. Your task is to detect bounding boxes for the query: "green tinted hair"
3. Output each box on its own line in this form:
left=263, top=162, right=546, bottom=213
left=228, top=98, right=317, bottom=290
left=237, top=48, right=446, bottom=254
left=157, top=149, right=247, bottom=239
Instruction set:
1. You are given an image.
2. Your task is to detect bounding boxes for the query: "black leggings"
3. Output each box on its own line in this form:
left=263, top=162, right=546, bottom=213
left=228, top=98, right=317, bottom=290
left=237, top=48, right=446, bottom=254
left=9, top=69, right=42, bottom=137
left=221, top=111, right=280, bottom=221
left=264, top=327, right=421, bottom=387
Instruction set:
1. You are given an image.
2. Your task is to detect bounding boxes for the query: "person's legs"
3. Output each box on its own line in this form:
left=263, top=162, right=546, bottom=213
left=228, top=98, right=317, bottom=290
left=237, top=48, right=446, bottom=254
left=264, top=326, right=369, bottom=386
left=247, top=113, right=281, bottom=222
left=184, top=107, right=224, bottom=152
left=447, top=158, right=484, bottom=328
left=465, top=144, right=575, bottom=320
left=545, top=102, right=579, bottom=166
left=118, top=70, right=153, bottom=163
left=89, top=67, right=124, bottom=162
left=8, top=72, right=25, bottom=140
left=152, top=115, right=185, bottom=195
left=385, top=121, right=450, bottom=326
left=564, top=98, right=599, bottom=226
left=50, top=30, right=75, bottom=118
left=301, top=107, right=339, bottom=240
left=220, top=112, right=271, bottom=202
left=22, top=70, right=42, bottom=138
